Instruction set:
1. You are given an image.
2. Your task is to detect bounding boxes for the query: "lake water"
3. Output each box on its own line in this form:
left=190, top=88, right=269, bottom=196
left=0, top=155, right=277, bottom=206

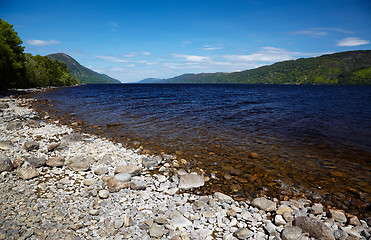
left=32, top=84, right=371, bottom=217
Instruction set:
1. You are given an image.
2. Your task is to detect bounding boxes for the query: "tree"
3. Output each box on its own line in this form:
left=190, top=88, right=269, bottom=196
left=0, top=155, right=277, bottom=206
left=0, top=18, right=26, bottom=90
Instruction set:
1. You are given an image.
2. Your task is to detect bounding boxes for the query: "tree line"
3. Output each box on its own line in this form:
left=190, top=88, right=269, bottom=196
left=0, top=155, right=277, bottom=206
left=0, top=18, right=79, bottom=90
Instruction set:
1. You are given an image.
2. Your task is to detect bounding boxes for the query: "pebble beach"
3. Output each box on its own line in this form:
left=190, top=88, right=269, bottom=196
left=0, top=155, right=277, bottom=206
left=0, top=91, right=370, bottom=240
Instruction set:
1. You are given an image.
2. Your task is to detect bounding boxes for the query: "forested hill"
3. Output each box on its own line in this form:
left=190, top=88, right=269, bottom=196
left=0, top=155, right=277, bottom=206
left=157, top=50, right=371, bottom=85
left=47, top=53, right=121, bottom=84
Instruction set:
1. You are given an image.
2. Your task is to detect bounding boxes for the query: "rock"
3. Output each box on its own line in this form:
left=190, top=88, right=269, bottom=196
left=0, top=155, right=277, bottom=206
left=0, top=102, right=9, bottom=109
left=6, top=121, right=23, bottom=130
left=276, top=206, right=294, bottom=215
left=178, top=173, right=205, bottom=189
left=114, top=164, right=142, bottom=175
left=83, top=179, right=95, bottom=186
left=233, top=228, right=253, bottom=239
left=274, top=215, right=286, bottom=226
left=170, top=210, right=192, bottom=228
left=281, top=226, right=303, bottom=240
left=263, top=221, right=276, bottom=234
left=93, top=166, right=109, bottom=175
left=171, top=232, right=190, bottom=240
left=46, top=157, right=64, bottom=167
left=12, top=156, right=25, bottom=168
left=89, top=209, right=99, bottom=216
left=348, top=215, right=361, bottom=226
left=98, top=190, right=109, bottom=199
left=0, top=154, right=13, bottom=173
left=27, top=156, right=46, bottom=168
left=114, top=173, right=132, bottom=182
left=230, top=169, right=243, bottom=176
left=114, top=219, right=124, bottom=229
left=149, top=224, right=164, bottom=238
left=65, top=155, right=90, bottom=171
left=142, top=156, right=162, bottom=169
left=293, top=216, right=335, bottom=240
left=0, top=140, right=12, bottom=151
left=16, top=161, right=39, bottom=180
left=251, top=197, right=276, bottom=212
left=24, top=141, right=40, bottom=151
left=214, top=192, right=234, bottom=202
left=310, top=203, right=324, bottom=214
left=202, top=211, right=216, bottom=218
left=47, top=142, right=60, bottom=152
left=61, top=133, right=84, bottom=144
left=105, top=177, right=130, bottom=192
left=329, top=209, right=347, bottom=223
left=130, top=180, right=146, bottom=190
left=283, top=211, right=294, bottom=222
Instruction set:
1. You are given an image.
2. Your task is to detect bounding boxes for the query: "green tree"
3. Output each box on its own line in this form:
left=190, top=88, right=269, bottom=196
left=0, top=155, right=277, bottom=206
left=0, top=18, right=26, bottom=90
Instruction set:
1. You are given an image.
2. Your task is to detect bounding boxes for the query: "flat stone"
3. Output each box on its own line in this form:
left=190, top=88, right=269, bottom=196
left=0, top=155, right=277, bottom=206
left=213, top=192, right=233, bottom=202
left=274, top=214, right=286, bottom=226
left=93, top=166, right=109, bottom=175
left=310, top=203, right=324, bottom=214
left=329, top=209, right=347, bottom=223
left=130, top=180, right=146, bottom=190
left=293, top=216, right=335, bottom=240
left=65, top=155, right=91, bottom=171
left=170, top=210, right=192, bottom=228
left=6, top=121, right=23, bottom=130
left=46, top=157, right=64, bottom=167
left=114, top=173, right=132, bottom=182
left=171, top=232, right=190, bottom=240
left=281, top=226, right=303, bottom=240
left=233, top=227, right=253, bottom=239
left=0, top=153, right=13, bottom=173
left=16, top=161, right=39, bottom=180
left=202, top=211, right=216, bottom=218
left=0, top=140, right=12, bottom=151
left=251, top=197, right=276, bottom=212
left=178, top=173, right=205, bottom=189
left=276, top=206, right=294, bottom=215
left=24, top=141, right=40, bottom=151
left=47, top=142, right=60, bottom=152
left=27, top=156, right=46, bottom=168
left=149, top=224, right=164, bottom=238
left=105, top=177, right=130, bottom=192
left=114, top=164, right=141, bottom=175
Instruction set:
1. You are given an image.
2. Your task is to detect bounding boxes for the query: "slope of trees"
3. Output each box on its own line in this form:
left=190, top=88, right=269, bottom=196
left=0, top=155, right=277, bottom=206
left=0, top=18, right=79, bottom=90
left=160, top=50, right=371, bottom=85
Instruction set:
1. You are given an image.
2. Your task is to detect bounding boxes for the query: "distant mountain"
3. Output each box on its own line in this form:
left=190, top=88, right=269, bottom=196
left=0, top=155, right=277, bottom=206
left=137, top=78, right=164, bottom=83
left=144, top=50, right=371, bottom=85
left=47, top=53, right=121, bottom=84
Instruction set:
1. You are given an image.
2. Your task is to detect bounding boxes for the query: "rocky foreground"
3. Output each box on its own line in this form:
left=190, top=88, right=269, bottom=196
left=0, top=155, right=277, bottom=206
left=0, top=93, right=370, bottom=240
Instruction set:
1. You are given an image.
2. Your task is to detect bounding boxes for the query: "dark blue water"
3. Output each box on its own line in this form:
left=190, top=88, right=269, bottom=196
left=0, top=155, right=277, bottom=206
left=33, top=84, right=371, bottom=216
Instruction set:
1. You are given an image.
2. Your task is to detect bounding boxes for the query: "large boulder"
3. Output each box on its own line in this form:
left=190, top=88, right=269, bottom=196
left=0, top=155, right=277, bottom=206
left=251, top=197, right=277, bottom=212
left=0, top=154, right=13, bottom=173
left=178, top=173, right=205, bottom=189
left=293, top=216, right=335, bottom=240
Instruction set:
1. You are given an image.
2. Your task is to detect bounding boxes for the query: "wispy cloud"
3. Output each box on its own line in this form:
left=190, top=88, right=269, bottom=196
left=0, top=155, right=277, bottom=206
left=336, top=37, right=370, bottom=46
left=291, top=28, right=353, bottom=37
left=202, top=44, right=224, bottom=51
left=95, top=55, right=128, bottom=63
left=124, top=51, right=151, bottom=57
left=172, top=53, right=211, bottom=62
left=181, top=41, right=192, bottom=47
left=27, top=39, right=61, bottom=46
left=108, top=21, right=119, bottom=32
left=222, top=47, right=297, bottom=63
left=142, top=51, right=151, bottom=56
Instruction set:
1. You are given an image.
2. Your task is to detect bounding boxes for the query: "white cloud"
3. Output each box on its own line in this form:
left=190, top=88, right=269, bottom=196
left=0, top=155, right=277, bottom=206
left=223, top=47, right=296, bottom=63
left=127, top=64, right=136, bottom=68
left=27, top=39, right=61, bottom=46
left=142, top=51, right=151, bottom=56
left=202, top=44, right=224, bottom=51
left=181, top=41, right=192, bottom=47
left=110, top=67, right=125, bottom=72
left=292, top=28, right=353, bottom=37
left=336, top=37, right=370, bottom=46
left=95, top=55, right=128, bottom=63
left=172, top=53, right=211, bottom=62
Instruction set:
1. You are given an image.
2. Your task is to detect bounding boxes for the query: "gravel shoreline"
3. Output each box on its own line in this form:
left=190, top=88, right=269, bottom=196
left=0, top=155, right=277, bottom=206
left=0, top=92, right=370, bottom=240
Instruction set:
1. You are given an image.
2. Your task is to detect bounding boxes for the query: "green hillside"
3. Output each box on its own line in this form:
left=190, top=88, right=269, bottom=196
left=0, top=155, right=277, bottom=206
left=158, top=50, right=371, bottom=85
left=47, top=53, right=121, bottom=84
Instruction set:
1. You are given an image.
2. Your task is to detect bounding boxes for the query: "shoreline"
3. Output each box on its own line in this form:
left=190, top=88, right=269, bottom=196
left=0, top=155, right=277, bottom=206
left=0, top=92, right=370, bottom=239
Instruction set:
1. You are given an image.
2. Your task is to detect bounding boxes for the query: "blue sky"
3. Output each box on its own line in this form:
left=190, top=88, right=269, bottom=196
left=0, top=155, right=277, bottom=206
left=1, top=0, right=371, bottom=83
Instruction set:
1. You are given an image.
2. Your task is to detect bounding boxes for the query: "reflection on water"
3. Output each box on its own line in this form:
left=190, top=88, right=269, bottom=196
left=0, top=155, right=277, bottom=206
left=32, top=84, right=371, bottom=217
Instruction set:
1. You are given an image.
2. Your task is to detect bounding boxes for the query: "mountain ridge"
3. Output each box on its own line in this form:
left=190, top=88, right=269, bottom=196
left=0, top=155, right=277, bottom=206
left=139, top=50, right=371, bottom=85
left=46, top=53, right=121, bottom=84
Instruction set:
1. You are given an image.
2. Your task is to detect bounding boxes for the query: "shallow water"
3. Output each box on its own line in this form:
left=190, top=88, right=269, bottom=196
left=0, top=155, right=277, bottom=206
left=32, top=84, right=371, bottom=217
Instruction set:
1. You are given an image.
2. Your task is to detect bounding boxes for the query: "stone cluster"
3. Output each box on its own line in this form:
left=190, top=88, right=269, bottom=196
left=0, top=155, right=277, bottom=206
left=0, top=94, right=370, bottom=240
